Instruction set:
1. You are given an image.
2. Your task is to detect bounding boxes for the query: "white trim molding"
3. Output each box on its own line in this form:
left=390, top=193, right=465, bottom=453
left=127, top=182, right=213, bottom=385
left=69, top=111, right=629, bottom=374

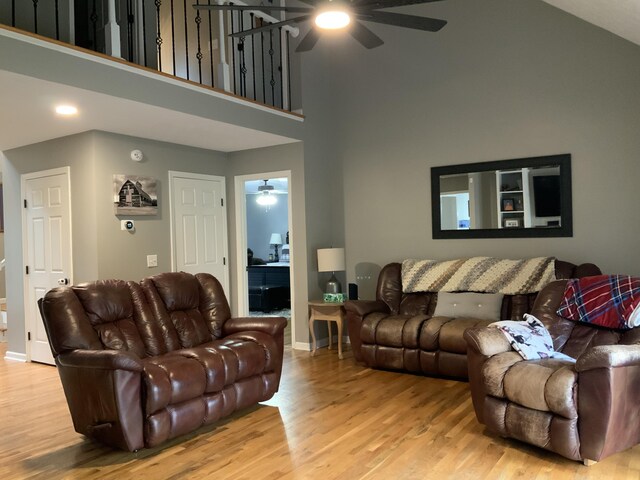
left=4, top=351, right=28, bottom=362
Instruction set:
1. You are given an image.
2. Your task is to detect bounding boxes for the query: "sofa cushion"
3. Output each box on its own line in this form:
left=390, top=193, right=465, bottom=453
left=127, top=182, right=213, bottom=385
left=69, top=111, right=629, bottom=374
left=73, top=280, right=147, bottom=358
left=142, top=355, right=207, bottom=414
left=505, top=359, right=577, bottom=417
left=361, top=313, right=427, bottom=348
left=434, top=292, right=504, bottom=321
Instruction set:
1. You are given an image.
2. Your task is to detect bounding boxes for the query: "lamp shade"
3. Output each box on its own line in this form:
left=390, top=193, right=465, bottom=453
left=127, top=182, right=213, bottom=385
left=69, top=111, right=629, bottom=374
left=269, top=233, right=283, bottom=245
left=317, top=248, right=345, bottom=272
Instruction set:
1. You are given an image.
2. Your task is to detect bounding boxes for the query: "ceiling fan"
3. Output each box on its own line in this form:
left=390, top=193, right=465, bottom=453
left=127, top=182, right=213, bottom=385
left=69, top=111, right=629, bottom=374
left=193, top=0, right=447, bottom=52
left=253, top=179, right=286, bottom=206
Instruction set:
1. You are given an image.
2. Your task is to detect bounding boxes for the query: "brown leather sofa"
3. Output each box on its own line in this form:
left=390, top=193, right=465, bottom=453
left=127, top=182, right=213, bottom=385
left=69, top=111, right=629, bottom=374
left=464, top=280, right=640, bottom=464
left=345, top=260, right=600, bottom=379
left=39, top=272, right=286, bottom=451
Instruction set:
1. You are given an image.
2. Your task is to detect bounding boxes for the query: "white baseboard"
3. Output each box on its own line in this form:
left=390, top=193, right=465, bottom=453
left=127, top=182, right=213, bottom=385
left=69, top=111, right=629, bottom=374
left=5, top=351, right=27, bottom=362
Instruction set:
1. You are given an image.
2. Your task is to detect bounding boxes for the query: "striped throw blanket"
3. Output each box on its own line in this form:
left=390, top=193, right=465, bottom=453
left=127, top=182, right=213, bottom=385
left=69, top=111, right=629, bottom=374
left=401, top=257, right=557, bottom=295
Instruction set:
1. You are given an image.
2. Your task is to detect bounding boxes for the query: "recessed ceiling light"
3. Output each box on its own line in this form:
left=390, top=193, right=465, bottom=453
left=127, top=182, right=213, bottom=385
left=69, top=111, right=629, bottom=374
left=55, top=105, right=78, bottom=116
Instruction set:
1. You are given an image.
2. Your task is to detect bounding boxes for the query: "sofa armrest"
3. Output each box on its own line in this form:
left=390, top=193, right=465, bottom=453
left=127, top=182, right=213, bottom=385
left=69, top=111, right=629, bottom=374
left=57, top=349, right=143, bottom=372
left=464, top=327, right=512, bottom=357
left=55, top=349, right=144, bottom=451
left=344, top=300, right=390, bottom=317
left=576, top=345, right=640, bottom=372
left=344, top=300, right=390, bottom=363
left=222, top=316, right=287, bottom=338
left=577, top=344, right=640, bottom=462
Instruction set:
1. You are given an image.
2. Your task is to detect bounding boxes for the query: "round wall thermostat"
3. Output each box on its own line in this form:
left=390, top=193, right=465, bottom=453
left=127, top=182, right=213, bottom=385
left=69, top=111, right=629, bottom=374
left=130, top=149, right=144, bottom=162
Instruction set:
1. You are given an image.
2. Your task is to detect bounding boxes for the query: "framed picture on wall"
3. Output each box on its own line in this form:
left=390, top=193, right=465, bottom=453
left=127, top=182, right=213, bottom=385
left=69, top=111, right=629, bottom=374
left=113, top=175, right=158, bottom=215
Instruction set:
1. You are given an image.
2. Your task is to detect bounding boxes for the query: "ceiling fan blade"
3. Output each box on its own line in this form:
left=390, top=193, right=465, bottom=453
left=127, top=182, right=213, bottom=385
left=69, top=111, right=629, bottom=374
left=229, top=16, right=311, bottom=38
left=354, top=0, right=444, bottom=6
left=296, top=28, right=321, bottom=52
left=349, top=21, right=384, bottom=49
left=356, top=11, right=447, bottom=32
left=194, top=4, right=312, bottom=14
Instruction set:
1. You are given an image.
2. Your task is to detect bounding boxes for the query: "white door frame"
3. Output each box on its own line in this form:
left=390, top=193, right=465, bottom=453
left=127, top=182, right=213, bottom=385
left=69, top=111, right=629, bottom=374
left=168, top=171, right=230, bottom=296
left=234, top=170, right=295, bottom=344
left=21, top=166, right=73, bottom=362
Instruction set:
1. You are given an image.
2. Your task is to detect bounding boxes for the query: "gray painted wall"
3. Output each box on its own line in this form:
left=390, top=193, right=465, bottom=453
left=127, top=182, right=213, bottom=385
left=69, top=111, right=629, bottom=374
left=91, top=131, right=228, bottom=280
left=246, top=192, right=289, bottom=262
left=300, top=0, right=640, bottom=295
left=1, top=131, right=228, bottom=355
left=0, top=232, right=5, bottom=298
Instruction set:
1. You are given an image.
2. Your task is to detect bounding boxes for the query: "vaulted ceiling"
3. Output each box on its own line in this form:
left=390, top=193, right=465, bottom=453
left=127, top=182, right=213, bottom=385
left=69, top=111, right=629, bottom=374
left=542, top=0, right=640, bottom=47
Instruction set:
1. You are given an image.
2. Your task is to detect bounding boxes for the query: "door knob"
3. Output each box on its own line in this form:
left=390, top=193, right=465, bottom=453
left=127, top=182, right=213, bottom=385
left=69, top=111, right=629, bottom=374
left=57, top=278, right=69, bottom=286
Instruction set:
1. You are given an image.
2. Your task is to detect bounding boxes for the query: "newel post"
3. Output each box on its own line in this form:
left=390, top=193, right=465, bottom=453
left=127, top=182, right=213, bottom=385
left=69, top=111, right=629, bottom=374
left=105, top=0, right=122, bottom=57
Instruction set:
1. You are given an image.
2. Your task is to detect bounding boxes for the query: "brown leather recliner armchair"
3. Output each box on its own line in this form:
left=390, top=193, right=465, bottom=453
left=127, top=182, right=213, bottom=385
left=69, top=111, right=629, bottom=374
left=465, top=280, right=640, bottom=464
left=40, top=272, right=286, bottom=451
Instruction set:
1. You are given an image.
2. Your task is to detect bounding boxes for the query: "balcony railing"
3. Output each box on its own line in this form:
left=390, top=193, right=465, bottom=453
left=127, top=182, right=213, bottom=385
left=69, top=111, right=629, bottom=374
left=0, top=0, right=298, bottom=111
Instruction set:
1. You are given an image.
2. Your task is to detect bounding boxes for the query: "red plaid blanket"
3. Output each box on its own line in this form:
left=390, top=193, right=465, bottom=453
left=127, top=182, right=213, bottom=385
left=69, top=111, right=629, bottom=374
left=557, top=275, right=640, bottom=329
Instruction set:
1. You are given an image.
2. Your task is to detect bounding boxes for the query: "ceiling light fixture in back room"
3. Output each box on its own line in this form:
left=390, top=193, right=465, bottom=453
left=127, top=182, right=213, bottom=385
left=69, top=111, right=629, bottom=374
left=256, top=179, right=277, bottom=206
left=194, top=0, right=448, bottom=52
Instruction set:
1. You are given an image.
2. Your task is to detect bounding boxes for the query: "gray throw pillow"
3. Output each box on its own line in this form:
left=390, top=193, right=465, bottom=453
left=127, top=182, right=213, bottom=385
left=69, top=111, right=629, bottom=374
left=433, top=291, right=504, bottom=320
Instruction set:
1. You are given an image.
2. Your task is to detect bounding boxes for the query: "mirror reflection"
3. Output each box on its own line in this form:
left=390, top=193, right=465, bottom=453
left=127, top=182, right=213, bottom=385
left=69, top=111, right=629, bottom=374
left=431, top=154, right=572, bottom=239
left=440, top=165, right=561, bottom=231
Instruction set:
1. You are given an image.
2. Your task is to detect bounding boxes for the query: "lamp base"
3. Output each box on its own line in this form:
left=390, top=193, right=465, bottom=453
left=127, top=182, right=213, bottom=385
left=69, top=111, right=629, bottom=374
left=325, top=273, right=342, bottom=294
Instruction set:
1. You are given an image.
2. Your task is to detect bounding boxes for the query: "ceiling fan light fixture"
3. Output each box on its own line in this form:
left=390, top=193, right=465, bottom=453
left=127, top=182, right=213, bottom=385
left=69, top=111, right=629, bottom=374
left=315, top=10, right=351, bottom=30
left=256, top=191, right=277, bottom=206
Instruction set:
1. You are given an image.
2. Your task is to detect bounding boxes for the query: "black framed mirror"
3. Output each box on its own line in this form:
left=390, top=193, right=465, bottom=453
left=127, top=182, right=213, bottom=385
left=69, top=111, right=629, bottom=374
left=431, top=154, right=572, bottom=239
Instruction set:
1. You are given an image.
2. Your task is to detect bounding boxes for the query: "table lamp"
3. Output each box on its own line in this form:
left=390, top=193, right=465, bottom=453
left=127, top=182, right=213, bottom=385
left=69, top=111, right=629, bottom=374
left=270, top=233, right=283, bottom=262
left=317, top=247, right=345, bottom=293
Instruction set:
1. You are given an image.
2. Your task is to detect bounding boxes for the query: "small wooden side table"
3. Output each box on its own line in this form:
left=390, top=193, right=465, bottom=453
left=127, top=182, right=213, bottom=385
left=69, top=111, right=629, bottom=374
left=308, top=301, right=346, bottom=359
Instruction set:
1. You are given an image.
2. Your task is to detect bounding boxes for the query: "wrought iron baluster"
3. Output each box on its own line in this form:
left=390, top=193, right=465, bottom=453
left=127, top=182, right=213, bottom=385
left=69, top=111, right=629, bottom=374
left=207, top=0, right=214, bottom=87
left=11, top=0, right=15, bottom=27
left=261, top=26, right=266, bottom=103
left=250, top=13, right=256, bottom=100
left=239, top=12, right=246, bottom=97
left=183, top=0, right=190, bottom=80
left=195, top=0, right=203, bottom=84
left=170, top=0, right=176, bottom=75
left=155, top=0, right=163, bottom=71
left=55, top=0, right=60, bottom=40
left=142, top=0, right=148, bottom=67
left=278, top=26, right=283, bottom=109
left=127, top=0, right=134, bottom=62
left=32, top=0, right=38, bottom=34
left=286, top=31, right=291, bottom=111
left=230, top=6, right=237, bottom=95
left=269, top=27, right=275, bottom=107
left=91, top=0, right=98, bottom=52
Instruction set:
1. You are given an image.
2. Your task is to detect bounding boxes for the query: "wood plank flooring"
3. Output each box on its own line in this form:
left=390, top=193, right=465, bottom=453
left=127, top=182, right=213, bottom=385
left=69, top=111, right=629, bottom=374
left=2, top=342, right=640, bottom=479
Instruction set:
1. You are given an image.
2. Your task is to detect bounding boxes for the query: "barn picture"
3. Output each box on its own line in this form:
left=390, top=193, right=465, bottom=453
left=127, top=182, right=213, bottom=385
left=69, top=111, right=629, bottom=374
left=113, top=175, right=158, bottom=215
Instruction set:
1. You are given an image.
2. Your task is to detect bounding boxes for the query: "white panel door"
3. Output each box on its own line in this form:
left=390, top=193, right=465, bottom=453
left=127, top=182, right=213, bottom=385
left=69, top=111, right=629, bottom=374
left=171, top=173, right=228, bottom=294
left=24, top=168, right=72, bottom=365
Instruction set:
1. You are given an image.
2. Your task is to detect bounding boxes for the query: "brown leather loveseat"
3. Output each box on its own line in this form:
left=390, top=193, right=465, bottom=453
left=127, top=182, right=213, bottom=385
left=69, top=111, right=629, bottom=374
left=39, top=271, right=286, bottom=451
left=464, top=280, right=640, bottom=464
left=345, top=260, right=600, bottom=379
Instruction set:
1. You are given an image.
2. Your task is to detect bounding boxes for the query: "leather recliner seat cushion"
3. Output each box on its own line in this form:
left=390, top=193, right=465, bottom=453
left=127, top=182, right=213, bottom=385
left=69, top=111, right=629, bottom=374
left=483, top=354, right=578, bottom=417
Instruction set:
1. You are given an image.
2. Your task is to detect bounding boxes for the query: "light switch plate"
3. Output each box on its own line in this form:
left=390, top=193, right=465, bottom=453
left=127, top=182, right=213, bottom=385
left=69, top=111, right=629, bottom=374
left=147, top=254, right=158, bottom=268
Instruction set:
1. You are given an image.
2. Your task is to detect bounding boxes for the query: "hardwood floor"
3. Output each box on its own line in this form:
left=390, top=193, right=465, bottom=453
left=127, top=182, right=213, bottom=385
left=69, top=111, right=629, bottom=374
left=2, top=343, right=640, bottom=479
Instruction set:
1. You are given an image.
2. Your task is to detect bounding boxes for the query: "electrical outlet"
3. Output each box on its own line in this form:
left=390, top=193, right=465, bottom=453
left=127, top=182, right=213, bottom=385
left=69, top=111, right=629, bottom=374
left=147, top=255, right=158, bottom=268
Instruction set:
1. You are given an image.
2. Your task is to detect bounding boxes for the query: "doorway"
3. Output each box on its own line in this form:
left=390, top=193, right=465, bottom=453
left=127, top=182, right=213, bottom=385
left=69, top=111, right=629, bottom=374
left=235, top=172, right=294, bottom=347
